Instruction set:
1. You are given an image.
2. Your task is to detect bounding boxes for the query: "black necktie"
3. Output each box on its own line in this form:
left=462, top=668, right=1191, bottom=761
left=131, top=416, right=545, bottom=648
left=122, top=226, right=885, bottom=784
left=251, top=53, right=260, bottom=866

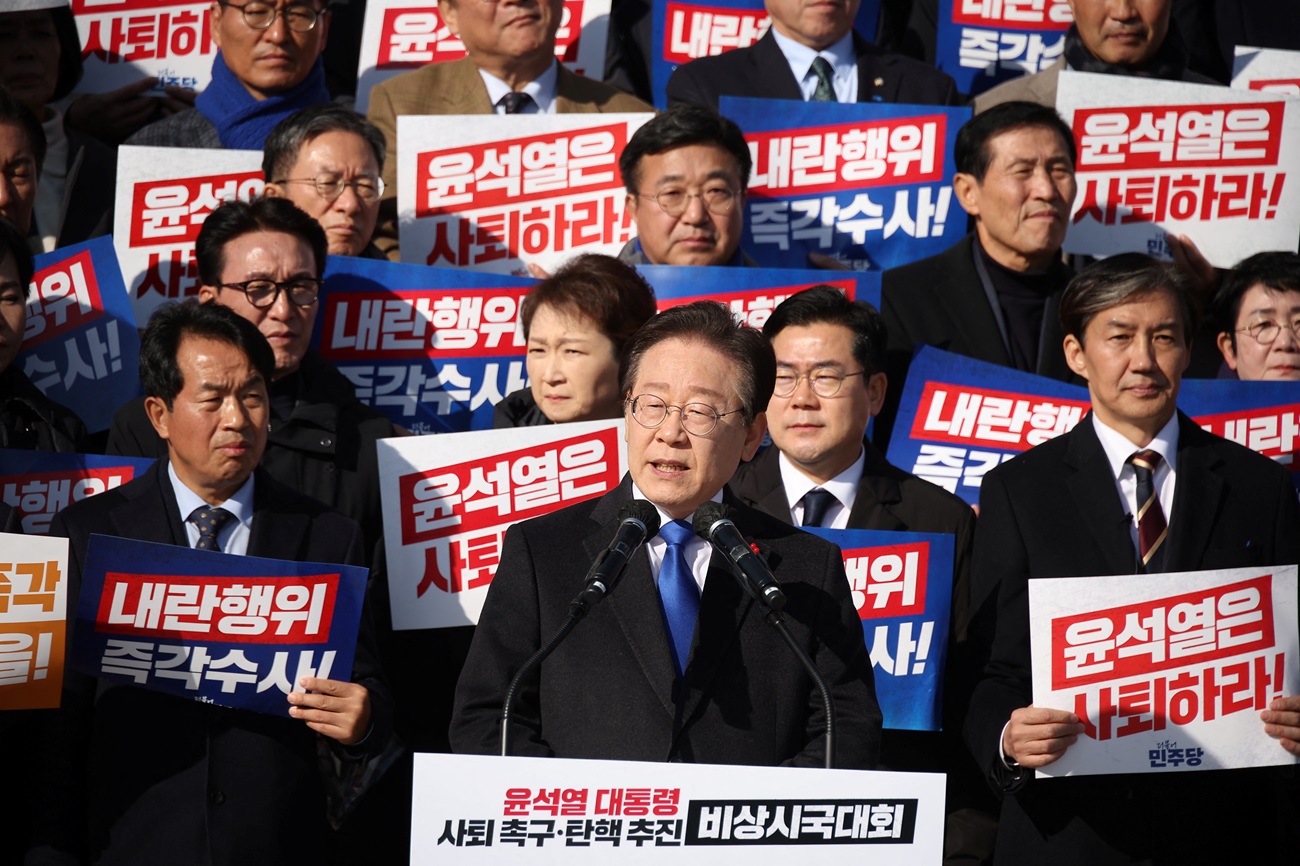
left=810, top=56, right=836, bottom=102
left=801, top=488, right=836, bottom=528
left=499, top=92, right=535, bottom=114
left=189, top=506, right=235, bottom=552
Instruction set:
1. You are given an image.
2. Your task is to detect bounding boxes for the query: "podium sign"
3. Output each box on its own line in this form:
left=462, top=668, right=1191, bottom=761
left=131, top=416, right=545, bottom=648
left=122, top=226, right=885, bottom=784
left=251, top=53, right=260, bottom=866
left=412, top=754, right=945, bottom=863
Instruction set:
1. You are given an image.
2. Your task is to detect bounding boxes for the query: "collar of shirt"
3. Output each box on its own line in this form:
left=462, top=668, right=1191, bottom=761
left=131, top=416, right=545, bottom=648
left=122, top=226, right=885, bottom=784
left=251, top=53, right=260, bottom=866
left=776, top=446, right=864, bottom=530
left=630, top=482, right=719, bottom=593
left=1090, top=412, right=1179, bottom=546
left=770, top=27, right=858, bottom=103
left=168, top=461, right=255, bottom=555
left=479, top=60, right=558, bottom=115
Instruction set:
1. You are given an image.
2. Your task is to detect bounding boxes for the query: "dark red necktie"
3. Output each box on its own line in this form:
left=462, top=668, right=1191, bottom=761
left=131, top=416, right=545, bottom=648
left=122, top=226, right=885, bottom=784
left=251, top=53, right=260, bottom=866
left=1130, top=450, right=1167, bottom=571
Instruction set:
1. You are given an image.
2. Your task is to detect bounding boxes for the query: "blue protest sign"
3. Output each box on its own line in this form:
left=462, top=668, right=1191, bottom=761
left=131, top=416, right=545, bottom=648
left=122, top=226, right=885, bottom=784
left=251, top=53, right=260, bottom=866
left=934, top=0, right=1071, bottom=97
left=636, top=264, right=881, bottom=326
left=806, top=527, right=954, bottom=731
left=0, top=450, right=156, bottom=535
left=17, top=237, right=141, bottom=433
left=313, top=254, right=535, bottom=434
left=71, top=535, right=368, bottom=717
left=721, top=97, right=971, bottom=271
left=1180, top=378, right=1300, bottom=488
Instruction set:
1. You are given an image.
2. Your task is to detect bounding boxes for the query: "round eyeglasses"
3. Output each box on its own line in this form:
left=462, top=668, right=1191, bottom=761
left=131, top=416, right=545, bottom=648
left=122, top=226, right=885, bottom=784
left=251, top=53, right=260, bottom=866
left=772, top=368, right=866, bottom=399
left=1237, top=319, right=1300, bottom=346
left=637, top=187, right=738, bottom=217
left=218, top=277, right=322, bottom=309
left=218, top=1, right=323, bottom=32
left=626, top=394, right=742, bottom=436
left=274, top=175, right=385, bottom=204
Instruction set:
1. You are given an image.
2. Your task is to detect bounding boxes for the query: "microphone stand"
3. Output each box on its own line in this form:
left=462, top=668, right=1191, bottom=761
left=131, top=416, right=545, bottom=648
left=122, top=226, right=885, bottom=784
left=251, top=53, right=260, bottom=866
left=498, top=593, right=592, bottom=758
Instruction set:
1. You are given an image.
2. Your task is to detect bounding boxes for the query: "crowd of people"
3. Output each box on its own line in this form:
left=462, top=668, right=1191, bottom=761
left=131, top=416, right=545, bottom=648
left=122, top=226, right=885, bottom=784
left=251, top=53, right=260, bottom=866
left=3, top=0, right=1300, bottom=864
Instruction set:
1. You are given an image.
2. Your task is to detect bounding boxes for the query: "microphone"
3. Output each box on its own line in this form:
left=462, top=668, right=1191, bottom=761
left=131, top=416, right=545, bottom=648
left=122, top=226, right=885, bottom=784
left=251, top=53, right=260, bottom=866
left=572, top=500, right=661, bottom=611
left=693, top=502, right=786, bottom=611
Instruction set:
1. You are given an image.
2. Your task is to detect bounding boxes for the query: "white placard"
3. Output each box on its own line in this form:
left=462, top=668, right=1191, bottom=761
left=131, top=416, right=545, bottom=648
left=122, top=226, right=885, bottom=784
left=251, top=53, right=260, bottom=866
left=112, top=145, right=263, bottom=325
left=1029, top=564, right=1300, bottom=778
left=1232, top=46, right=1300, bottom=99
left=0, top=532, right=70, bottom=710
left=412, top=753, right=945, bottom=863
left=354, top=0, right=612, bottom=114
left=71, top=0, right=215, bottom=95
left=396, top=113, right=652, bottom=273
left=377, top=419, right=629, bottom=630
left=1057, top=71, right=1300, bottom=267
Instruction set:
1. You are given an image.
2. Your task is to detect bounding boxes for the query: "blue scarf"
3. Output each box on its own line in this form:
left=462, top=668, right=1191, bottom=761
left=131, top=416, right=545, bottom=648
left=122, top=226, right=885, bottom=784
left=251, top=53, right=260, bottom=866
left=196, top=51, right=331, bottom=150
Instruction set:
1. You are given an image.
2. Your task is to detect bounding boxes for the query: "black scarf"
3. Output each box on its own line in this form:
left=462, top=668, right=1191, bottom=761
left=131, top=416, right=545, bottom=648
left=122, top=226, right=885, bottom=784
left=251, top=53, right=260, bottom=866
left=1062, top=21, right=1190, bottom=81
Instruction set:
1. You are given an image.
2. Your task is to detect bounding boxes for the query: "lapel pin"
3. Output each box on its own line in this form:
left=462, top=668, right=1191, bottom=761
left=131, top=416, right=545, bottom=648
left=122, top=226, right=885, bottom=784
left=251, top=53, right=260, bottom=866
left=874, top=77, right=885, bottom=88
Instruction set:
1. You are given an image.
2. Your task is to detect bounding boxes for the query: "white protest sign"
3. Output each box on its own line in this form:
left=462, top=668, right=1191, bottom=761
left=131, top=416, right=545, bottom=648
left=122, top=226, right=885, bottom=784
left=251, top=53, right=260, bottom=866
left=113, top=145, right=263, bottom=325
left=1057, top=71, right=1300, bottom=267
left=1030, top=564, right=1299, bottom=778
left=377, top=419, right=628, bottom=630
left=71, top=0, right=215, bottom=94
left=412, top=753, right=946, bottom=863
left=0, top=532, right=70, bottom=711
left=396, top=113, right=652, bottom=273
left=354, top=0, right=612, bottom=114
left=1232, top=46, right=1300, bottom=99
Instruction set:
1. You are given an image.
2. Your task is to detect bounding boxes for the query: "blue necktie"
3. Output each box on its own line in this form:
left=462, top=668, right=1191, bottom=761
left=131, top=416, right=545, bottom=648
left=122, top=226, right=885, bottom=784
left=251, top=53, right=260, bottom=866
left=657, top=519, right=700, bottom=677
left=189, top=506, right=234, bottom=552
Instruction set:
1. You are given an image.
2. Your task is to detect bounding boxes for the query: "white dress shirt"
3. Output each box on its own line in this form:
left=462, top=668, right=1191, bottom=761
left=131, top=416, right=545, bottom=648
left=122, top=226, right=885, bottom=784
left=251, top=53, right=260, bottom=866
left=168, top=463, right=255, bottom=555
left=1091, top=412, right=1179, bottom=551
left=631, top=482, right=721, bottom=594
left=777, top=447, right=865, bottom=529
left=770, top=28, right=858, bottom=103
left=479, top=60, right=559, bottom=114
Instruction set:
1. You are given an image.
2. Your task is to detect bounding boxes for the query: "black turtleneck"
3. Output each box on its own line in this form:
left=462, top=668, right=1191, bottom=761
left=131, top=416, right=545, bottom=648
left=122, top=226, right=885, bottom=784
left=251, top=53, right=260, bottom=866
left=975, top=240, right=1065, bottom=372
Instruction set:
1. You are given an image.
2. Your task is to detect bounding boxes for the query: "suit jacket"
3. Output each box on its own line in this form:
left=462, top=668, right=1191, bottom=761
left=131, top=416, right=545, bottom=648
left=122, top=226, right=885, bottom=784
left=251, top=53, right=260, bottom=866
left=450, top=476, right=882, bottom=768
left=965, top=412, right=1300, bottom=864
left=665, top=29, right=962, bottom=111
left=367, top=58, right=653, bottom=260
left=44, top=461, right=391, bottom=866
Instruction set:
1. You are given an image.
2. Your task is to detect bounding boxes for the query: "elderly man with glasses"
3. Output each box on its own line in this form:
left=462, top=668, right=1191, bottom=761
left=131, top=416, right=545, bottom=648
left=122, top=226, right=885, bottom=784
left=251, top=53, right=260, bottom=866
left=107, top=197, right=396, bottom=560
left=127, top=0, right=333, bottom=150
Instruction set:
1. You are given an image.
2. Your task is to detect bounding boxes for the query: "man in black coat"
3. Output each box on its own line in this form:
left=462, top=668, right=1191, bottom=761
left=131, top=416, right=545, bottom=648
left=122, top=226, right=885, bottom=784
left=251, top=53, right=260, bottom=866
left=965, top=254, right=1300, bottom=864
left=40, top=301, right=389, bottom=865
left=451, top=301, right=881, bottom=768
left=666, top=0, right=961, bottom=110
left=106, top=197, right=395, bottom=559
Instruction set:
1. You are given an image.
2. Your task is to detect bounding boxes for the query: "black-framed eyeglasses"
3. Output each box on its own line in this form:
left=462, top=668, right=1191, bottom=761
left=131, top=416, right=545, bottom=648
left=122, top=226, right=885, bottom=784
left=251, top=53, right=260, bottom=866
left=218, top=1, right=323, bottom=32
left=637, top=186, right=738, bottom=217
left=626, top=394, right=742, bottom=437
left=772, top=368, right=866, bottom=398
left=1237, top=319, right=1300, bottom=346
left=218, top=277, right=322, bottom=309
left=274, top=175, right=385, bottom=204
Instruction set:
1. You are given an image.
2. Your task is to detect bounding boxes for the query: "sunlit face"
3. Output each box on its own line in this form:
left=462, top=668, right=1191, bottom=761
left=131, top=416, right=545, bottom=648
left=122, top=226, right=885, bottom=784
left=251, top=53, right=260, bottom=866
left=0, top=11, right=61, bottom=113
left=145, top=335, right=269, bottom=505
left=198, top=230, right=319, bottom=378
left=768, top=323, right=883, bottom=484
left=764, top=0, right=860, bottom=51
left=1067, top=0, right=1171, bottom=67
left=266, top=130, right=381, bottom=257
left=1217, top=284, right=1300, bottom=381
left=0, top=252, right=25, bottom=375
left=210, top=0, right=330, bottom=100
left=441, top=0, right=564, bottom=79
left=0, top=122, right=38, bottom=234
left=526, top=303, right=622, bottom=423
left=956, top=125, right=1077, bottom=272
left=627, top=144, right=746, bottom=267
left=624, top=338, right=765, bottom=519
left=1064, top=288, right=1191, bottom=446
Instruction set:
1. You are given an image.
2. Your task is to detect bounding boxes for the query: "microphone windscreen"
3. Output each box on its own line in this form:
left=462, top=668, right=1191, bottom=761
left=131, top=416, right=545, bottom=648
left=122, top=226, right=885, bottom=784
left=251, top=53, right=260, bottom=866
left=621, top=499, right=662, bottom=538
left=692, top=501, right=729, bottom=539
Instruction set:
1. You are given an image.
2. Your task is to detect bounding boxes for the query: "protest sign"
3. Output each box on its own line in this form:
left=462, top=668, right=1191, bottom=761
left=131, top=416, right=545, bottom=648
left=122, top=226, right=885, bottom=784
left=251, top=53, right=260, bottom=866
left=113, top=145, right=263, bottom=325
left=934, top=0, right=1071, bottom=96
left=885, top=347, right=1089, bottom=506
left=70, top=535, right=368, bottom=716
left=1030, top=564, right=1299, bottom=777
left=355, top=0, right=612, bottom=113
left=649, top=0, right=879, bottom=109
left=0, top=450, right=156, bottom=535
left=1058, top=71, right=1300, bottom=267
left=0, top=533, right=69, bottom=710
left=637, top=265, right=881, bottom=326
left=72, top=0, right=215, bottom=95
left=1232, top=46, right=1300, bottom=98
left=721, top=98, right=970, bottom=271
left=378, top=419, right=627, bottom=630
left=806, top=528, right=953, bottom=731
left=396, top=113, right=653, bottom=273
left=16, top=237, right=141, bottom=434
left=314, top=254, right=534, bottom=433
left=1180, top=379, right=1300, bottom=488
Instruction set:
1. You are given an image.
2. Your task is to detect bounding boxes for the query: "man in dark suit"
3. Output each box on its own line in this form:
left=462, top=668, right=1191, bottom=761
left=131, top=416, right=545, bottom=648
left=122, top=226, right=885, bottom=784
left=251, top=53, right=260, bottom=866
left=965, top=254, right=1300, bottom=864
left=879, top=102, right=1079, bottom=445
left=451, top=301, right=881, bottom=767
left=41, top=301, right=389, bottom=865
left=665, top=0, right=961, bottom=110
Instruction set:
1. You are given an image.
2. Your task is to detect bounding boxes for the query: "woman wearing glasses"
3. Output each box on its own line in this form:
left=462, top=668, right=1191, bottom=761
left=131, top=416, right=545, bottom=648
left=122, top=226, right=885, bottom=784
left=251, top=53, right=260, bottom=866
left=1213, top=252, right=1300, bottom=381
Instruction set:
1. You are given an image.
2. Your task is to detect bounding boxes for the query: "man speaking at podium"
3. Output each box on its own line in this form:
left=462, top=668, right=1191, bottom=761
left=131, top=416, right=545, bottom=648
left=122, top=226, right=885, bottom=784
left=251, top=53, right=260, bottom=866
left=451, top=302, right=881, bottom=768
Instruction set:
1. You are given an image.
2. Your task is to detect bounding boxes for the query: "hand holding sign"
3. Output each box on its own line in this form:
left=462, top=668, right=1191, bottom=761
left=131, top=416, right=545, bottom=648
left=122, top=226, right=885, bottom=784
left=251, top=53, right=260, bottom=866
left=289, top=675, right=373, bottom=745
left=1002, top=705, right=1085, bottom=769
left=1261, top=695, right=1300, bottom=757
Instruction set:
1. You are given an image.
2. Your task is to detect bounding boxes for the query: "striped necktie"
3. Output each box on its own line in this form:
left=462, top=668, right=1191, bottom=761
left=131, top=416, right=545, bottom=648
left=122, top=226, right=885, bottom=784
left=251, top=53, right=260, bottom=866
left=1130, top=450, right=1167, bottom=572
